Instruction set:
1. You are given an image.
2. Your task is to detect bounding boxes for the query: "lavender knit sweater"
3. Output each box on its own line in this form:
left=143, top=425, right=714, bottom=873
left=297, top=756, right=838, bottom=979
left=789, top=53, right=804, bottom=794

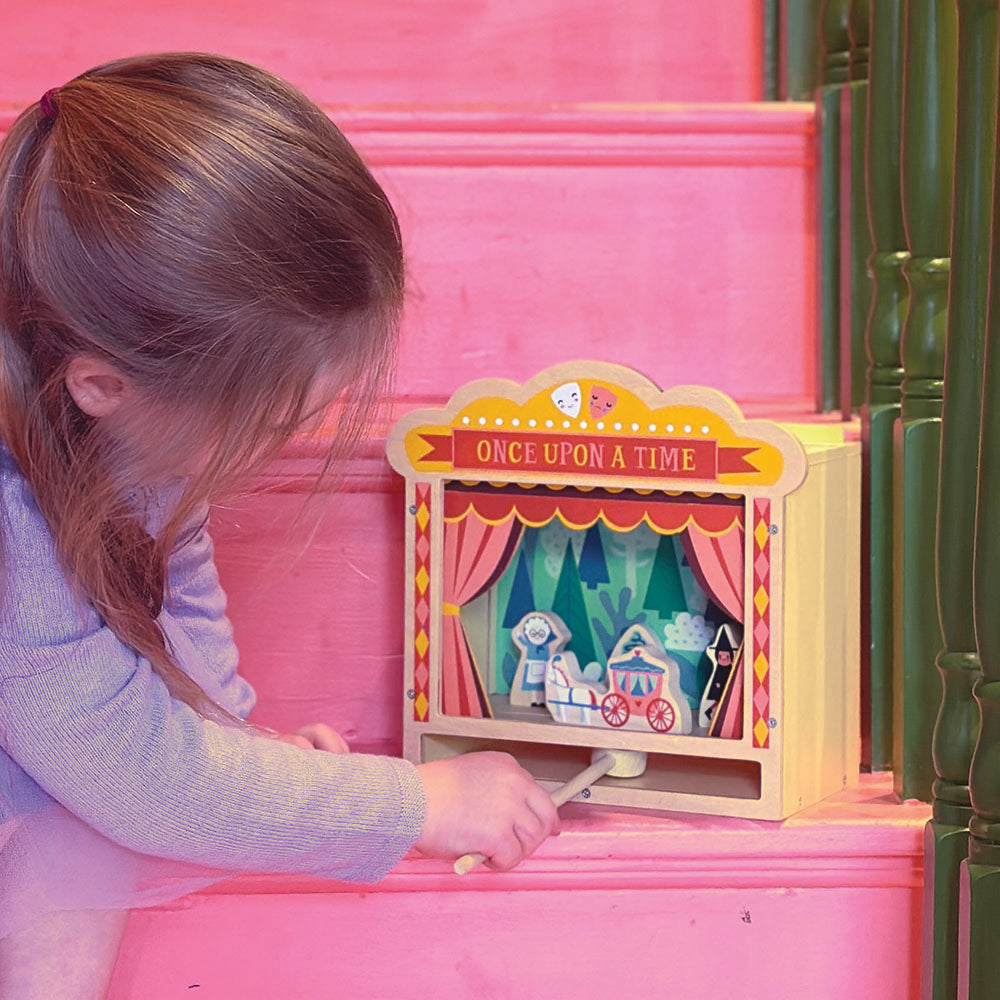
left=0, top=445, right=424, bottom=893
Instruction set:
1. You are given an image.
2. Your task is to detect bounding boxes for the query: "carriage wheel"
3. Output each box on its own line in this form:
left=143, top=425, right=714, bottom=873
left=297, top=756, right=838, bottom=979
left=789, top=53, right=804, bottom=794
left=601, top=693, right=630, bottom=728
left=647, top=699, right=675, bottom=733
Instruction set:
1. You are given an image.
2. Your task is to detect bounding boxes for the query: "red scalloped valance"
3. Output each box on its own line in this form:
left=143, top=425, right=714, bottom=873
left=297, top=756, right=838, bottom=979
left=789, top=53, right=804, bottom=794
left=443, top=486, right=743, bottom=536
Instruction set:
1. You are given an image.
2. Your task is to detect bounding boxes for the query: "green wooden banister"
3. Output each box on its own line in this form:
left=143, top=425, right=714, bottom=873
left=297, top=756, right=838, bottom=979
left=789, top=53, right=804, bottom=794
left=840, top=0, right=872, bottom=418
left=848, top=0, right=871, bottom=77
left=862, top=0, right=907, bottom=773
left=963, top=1, right=1000, bottom=987
left=817, top=0, right=851, bottom=412
left=782, top=0, right=825, bottom=98
left=924, top=2, right=995, bottom=996
left=894, top=0, right=957, bottom=804
left=764, top=0, right=782, bottom=99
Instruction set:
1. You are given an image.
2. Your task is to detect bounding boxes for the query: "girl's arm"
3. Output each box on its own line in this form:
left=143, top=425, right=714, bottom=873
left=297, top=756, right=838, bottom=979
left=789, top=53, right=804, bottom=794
left=0, top=479, right=420, bottom=882
left=0, top=473, right=556, bottom=878
left=0, top=626, right=424, bottom=882
left=161, top=507, right=256, bottom=720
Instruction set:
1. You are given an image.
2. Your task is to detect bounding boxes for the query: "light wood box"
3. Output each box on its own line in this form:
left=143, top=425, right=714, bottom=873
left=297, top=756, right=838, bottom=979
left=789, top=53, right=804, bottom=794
left=386, top=363, right=860, bottom=819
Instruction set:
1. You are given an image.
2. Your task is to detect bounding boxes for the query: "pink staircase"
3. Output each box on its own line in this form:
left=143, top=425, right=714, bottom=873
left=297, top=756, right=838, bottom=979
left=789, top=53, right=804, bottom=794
left=0, top=2, right=929, bottom=997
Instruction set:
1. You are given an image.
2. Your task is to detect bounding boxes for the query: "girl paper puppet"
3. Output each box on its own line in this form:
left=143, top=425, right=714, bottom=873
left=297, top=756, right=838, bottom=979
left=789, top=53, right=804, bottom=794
left=511, top=611, right=570, bottom=707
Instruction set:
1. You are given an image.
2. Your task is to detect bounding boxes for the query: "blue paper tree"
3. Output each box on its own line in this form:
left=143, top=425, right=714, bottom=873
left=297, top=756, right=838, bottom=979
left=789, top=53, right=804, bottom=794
left=502, top=547, right=536, bottom=629
left=579, top=523, right=610, bottom=590
left=552, top=543, right=599, bottom=667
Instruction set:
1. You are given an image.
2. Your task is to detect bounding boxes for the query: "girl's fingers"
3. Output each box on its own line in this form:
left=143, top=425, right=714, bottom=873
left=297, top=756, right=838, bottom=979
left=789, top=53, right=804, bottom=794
left=276, top=724, right=351, bottom=754
left=300, top=724, right=350, bottom=754
left=483, top=830, right=528, bottom=872
left=277, top=734, right=313, bottom=751
left=523, top=786, right=560, bottom=846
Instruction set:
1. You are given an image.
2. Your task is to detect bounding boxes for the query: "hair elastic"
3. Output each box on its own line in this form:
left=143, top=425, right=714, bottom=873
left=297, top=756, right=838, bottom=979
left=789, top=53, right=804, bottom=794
left=40, top=89, right=58, bottom=122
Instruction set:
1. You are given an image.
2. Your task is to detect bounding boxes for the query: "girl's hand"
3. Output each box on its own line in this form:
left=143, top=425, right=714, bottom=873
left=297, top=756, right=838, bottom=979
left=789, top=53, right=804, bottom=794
left=414, top=752, right=559, bottom=871
left=276, top=724, right=350, bottom=754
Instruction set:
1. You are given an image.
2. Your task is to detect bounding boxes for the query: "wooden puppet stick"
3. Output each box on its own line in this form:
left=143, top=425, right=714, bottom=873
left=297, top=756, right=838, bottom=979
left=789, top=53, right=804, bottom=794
left=453, top=748, right=647, bottom=875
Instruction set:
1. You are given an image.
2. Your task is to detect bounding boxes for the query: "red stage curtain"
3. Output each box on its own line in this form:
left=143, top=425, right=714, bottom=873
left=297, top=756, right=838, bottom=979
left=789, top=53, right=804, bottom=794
left=681, top=524, right=746, bottom=740
left=441, top=511, right=522, bottom=717
left=680, top=527, right=745, bottom=622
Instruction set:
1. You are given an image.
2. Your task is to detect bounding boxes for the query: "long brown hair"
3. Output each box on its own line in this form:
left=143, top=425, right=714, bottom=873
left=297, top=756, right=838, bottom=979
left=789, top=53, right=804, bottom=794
left=0, top=53, right=403, bottom=718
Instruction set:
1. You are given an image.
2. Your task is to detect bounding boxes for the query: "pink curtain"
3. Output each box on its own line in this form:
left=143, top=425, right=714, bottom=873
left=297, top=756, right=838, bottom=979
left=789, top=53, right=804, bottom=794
left=681, top=525, right=744, bottom=621
left=681, top=522, right=745, bottom=740
left=441, top=512, right=522, bottom=717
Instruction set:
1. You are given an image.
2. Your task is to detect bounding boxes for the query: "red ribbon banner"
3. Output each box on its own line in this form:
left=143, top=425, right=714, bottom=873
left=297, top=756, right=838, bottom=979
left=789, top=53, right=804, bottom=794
left=418, top=429, right=758, bottom=481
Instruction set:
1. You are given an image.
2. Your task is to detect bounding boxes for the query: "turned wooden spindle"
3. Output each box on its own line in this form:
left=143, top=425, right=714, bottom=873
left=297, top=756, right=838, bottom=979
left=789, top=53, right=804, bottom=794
left=839, top=0, right=872, bottom=418
left=816, top=0, right=852, bottom=412
left=923, top=3, right=995, bottom=998
left=781, top=0, right=825, bottom=99
left=963, top=1, right=1000, bottom=988
left=894, top=0, right=957, bottom=803
left=861, top=0, right=907, bottom=773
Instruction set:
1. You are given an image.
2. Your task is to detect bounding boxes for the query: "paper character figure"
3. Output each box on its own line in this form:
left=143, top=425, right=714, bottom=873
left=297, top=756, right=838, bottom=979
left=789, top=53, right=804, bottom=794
left=699, top=623, right=740, bottom=729
left=545, top=651, right=606, bottom=725
left=599, top=623, right=693, bottom=734
left=510, top=611, right=570, bottom=707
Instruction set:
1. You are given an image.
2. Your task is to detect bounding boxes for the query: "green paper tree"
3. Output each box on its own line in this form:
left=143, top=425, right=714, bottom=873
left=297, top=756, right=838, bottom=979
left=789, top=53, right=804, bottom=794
left=642, top=534, right=688, bottom=619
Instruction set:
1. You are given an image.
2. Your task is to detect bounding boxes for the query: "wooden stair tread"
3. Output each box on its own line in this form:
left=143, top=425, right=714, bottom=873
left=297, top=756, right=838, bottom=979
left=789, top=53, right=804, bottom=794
left=107, top=774, right=925, bottom=999
left=195, top=773, right=926, bottom=897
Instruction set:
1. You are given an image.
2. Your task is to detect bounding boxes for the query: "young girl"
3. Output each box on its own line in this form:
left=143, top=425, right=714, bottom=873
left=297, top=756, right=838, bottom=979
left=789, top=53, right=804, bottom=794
left=0, top=53, right=557, bottom=997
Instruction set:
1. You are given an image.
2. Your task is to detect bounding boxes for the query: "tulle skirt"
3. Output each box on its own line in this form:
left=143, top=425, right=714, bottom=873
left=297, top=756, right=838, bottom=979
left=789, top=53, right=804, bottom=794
left=0, top=803, right=229, bottom=939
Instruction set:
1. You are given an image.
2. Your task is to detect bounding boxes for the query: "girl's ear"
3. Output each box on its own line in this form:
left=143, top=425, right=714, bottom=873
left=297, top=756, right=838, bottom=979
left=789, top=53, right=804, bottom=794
left=64, top=357, right=135, bottom=418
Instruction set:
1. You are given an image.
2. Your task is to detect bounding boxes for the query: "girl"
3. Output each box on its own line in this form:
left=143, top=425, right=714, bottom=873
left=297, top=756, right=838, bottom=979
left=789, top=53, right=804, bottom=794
left=0, top=53, right=557, bottom=998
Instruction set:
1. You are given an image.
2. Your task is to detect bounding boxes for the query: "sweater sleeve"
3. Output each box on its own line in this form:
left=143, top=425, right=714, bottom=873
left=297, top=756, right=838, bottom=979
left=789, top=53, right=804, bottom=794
left=0, top=462, right=424, bottom=883
left=162, top=506, right=257, bottom=720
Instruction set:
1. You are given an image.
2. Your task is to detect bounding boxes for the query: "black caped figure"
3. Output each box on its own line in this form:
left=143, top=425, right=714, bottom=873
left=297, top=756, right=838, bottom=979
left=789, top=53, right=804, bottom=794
left=699, top=623, right=738, bottom=729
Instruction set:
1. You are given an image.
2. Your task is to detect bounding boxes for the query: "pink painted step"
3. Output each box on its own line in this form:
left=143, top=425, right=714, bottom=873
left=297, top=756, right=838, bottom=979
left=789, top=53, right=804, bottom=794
left=2, top=0, right=765, bottom=108
left=107, top=774, right=927, bottom=1000
left=349, top=105, right=816, bottom=405
left=208, top=439, right=404, bottom=751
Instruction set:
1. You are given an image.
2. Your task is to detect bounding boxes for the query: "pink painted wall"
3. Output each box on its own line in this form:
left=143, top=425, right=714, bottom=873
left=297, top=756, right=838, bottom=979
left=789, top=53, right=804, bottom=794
left=2, top=1, right=765, bottom=108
